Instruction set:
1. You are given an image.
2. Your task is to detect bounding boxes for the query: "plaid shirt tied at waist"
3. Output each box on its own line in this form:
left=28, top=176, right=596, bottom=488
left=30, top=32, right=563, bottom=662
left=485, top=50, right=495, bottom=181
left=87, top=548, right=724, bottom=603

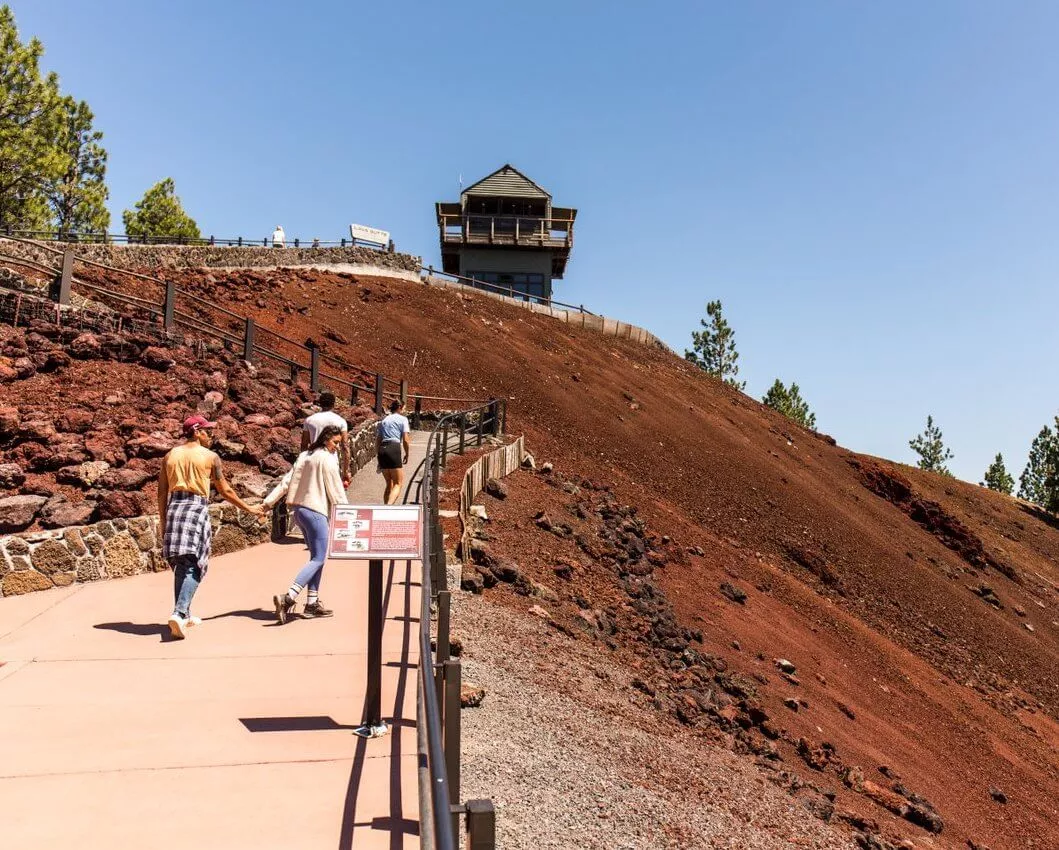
left=163, top=491, right=212, bottom=570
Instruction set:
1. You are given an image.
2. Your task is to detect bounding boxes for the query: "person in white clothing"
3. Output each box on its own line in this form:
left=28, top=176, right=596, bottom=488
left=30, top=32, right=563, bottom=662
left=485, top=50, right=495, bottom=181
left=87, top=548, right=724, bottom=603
left=302, top=391, right=350, bottom=485
left=377, top=399, right=411, bottom=505
left=262, top=425, right=347, bottom=623
left=271, top=225, right=285, bottom=248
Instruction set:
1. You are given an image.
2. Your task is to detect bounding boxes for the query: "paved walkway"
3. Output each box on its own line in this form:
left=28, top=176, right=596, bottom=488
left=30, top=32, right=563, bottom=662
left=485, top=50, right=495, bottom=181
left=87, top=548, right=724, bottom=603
left=0, top=433, right=432, bottom=849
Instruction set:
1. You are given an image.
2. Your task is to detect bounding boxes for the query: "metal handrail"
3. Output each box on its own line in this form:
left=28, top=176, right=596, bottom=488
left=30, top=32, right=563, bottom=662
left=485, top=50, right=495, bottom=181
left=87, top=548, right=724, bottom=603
left=0, top=229, right=389, bottom=250
left=412, top=401, right=500, bottom=849
left=422, top=265, right=594, bottom=315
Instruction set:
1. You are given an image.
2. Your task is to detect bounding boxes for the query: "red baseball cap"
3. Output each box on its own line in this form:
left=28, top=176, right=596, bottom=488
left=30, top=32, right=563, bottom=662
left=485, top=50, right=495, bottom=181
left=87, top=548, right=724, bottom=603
left=183, top=415, right=217, bottom=433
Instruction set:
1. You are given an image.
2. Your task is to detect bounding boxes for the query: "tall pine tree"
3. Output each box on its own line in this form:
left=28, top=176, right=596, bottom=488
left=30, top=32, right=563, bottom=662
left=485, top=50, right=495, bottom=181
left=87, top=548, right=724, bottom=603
left=982, top=453, right=1014, bottom=495
left=45, top=95, right=109, bottom=235
left=909, top=415, right=954, bottom=476
left=0, top=5, right=64, bottom=229
left=685, top=300, right=745, bottom=390
left=1044, top=416, right=1059, bottom=514
left=1017, top=424, right=1055, bottom=506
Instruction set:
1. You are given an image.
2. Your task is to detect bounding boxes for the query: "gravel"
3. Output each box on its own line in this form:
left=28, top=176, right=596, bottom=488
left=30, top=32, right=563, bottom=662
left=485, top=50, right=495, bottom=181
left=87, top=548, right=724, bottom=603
left=450, top=581, right=857, bottom=850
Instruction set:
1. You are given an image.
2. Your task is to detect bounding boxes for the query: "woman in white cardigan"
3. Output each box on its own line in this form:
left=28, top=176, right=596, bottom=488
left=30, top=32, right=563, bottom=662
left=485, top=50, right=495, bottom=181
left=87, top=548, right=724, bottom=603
left=262, top=425, right=347, bottom=623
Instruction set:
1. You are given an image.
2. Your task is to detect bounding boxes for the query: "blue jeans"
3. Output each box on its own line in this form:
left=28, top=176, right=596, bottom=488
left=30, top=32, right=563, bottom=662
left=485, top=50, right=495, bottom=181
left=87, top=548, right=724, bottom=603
left=292, top=506, right=329, bottom=593
left=171, top=554, right=202, bottom=618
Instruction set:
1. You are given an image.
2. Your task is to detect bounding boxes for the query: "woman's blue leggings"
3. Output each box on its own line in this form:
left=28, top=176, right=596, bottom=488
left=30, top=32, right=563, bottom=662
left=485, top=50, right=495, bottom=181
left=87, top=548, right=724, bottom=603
left=291, top=506, right=329, bottom=593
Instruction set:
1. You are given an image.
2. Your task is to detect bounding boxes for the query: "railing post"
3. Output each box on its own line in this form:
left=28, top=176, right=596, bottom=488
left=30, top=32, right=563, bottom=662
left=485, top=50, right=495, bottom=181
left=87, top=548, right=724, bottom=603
left=162, top=280, right=176, bottom=330
left=476, top=411, right=484, bottom=446
left=399, top=378, right=408, bottom=406
left=412, top=396, right=422, bottom=429
left=350, top=384, right=359, bottom=405
left=237, top=236, right=243, bottom=247
left=443, top=659, right=462, bottom=835
left=500, top=401, right=507, bottom=435
left=309, top=345, right=319, bottom=391
left=437, top=590, right=451, bottom=664
left=243, top=318, right=255, bottom=362
left=458, top=414, right=466, bottom=455
left=53, top=249, right=74, bottom=305
left=374, top=373, right=385, bottom=415
left=489, top=400, right=500, bottom=436
left=466, top=800, right=496, bottom=850
left=441, top=424, right=449, bottom=468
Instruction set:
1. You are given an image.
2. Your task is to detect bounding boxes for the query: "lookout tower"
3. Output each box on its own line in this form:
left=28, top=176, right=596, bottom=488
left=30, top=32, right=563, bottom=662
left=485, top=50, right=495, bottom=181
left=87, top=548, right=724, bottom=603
left=435, top=164, right=576, bottom=301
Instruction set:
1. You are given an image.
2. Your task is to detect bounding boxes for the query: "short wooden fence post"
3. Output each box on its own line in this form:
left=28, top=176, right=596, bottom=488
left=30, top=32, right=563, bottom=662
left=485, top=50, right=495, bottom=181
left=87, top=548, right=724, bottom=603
left=374, top=374, right=384, bottom=415
left=243, top=318, right=255, bottom=362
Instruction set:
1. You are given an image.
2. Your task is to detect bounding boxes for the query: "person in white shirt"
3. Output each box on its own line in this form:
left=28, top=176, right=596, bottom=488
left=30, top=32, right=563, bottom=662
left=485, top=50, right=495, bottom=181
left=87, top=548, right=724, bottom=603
left=262, top=425, right=347, bottom=623
left=377, top=399, right=411, bottom=504
left=271, top=225, right=285, bottom=248
left=302, top=392, right=350, bottom=485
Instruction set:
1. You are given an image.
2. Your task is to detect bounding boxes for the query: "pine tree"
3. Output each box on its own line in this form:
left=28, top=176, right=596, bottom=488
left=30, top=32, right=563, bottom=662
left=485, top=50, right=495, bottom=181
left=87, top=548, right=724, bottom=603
left=45, top=96, right=109, bottom=235
left=122, top=178, right=200, bottom=240
left=909, top=415, right=954, bottom=476
left=685, top=300, right=745, bottom=390
left=982, top=453, right=1014, bottom=495
left=1043, top=416, right=1059, bottom=514
left=1017, top=424, right=1055, bottom=506
left=762, top=379, right=817, bottom=429
left=0, top=5, right=65, bottom=229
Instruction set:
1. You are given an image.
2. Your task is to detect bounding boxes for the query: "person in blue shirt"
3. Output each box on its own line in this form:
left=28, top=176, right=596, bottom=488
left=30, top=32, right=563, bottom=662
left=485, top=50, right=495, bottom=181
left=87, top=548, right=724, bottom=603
left=377, top=399, right=410, bottom=504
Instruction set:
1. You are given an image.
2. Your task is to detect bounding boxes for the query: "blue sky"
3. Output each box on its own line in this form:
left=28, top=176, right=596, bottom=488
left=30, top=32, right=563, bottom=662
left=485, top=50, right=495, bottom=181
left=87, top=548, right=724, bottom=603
left=14, top=1, right=1059, bottom=483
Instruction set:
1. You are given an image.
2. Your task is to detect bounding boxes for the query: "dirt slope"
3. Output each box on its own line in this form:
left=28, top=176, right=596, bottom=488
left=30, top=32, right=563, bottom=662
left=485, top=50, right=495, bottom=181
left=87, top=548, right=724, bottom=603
left=67, top=264, right=1059, bottom=848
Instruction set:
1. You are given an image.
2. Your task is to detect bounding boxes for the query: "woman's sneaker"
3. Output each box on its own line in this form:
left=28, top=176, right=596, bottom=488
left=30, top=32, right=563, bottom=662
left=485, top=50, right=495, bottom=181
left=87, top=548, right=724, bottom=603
left=167, top=615, right=187, bottom=640
left=303, top=601, right=334, bottom=618
left=273, top=594, right=296, bottom=624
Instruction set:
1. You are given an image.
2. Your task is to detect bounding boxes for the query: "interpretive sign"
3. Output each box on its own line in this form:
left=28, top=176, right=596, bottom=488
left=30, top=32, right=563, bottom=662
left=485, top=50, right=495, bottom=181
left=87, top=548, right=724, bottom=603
left=327, top=504, right=422, bottom=560
left=349, top=223, right=390, bottom=246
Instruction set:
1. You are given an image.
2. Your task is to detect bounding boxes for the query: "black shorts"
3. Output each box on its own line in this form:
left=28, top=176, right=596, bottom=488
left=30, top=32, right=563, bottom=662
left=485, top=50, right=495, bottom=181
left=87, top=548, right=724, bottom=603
left=378, top=441, right=403, bottom=470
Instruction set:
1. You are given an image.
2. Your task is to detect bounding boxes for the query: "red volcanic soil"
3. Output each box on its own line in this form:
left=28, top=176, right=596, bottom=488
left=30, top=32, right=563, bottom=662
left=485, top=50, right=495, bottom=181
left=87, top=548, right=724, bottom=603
left=58, top=263, right=1059, bottom=848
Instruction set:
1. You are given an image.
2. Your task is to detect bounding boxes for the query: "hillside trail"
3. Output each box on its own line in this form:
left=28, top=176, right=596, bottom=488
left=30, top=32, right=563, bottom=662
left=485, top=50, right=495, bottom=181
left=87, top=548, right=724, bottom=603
left=0, top=431, right=432, bottom=849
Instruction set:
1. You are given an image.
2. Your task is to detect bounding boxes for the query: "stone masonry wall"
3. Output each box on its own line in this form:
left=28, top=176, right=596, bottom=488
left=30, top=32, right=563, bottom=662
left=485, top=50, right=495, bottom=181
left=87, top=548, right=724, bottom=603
left=0, top=239, right=422, bottom=274
left=0, top=420, right=380, bottom=597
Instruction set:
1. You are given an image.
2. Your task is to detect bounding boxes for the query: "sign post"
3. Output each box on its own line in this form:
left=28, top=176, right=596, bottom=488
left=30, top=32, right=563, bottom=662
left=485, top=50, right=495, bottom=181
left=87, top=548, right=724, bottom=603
left=327, top=504, right=423, bottom=739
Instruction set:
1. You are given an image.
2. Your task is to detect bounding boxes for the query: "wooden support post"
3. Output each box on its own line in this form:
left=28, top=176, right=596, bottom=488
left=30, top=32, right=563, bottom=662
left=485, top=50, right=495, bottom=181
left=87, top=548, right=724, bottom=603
left=162, top=280, right=176, bottom=330
left=374, top=374, right=384, bottom=415
left=412, top=396, right=422, bottom=429
left=465, top=800, right=496, bottom=850
left=441, top=424, right=449, bottom=468
left=350, top=384, right=359, bottom=405
left=54, top=249, right=74, bottom=305
left=399, top=378, right=408, bottom=405
left=309, top=345, right=319, bottom=391
left=243, top=318, right=255, bottom=362
left=476, top=412, right=484, bottom=446
left=458, top=414, right=466, bottom=455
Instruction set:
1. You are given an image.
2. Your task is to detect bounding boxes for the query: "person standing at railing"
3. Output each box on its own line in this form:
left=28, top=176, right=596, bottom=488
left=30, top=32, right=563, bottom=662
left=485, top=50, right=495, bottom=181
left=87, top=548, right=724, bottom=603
left=377, top=399, right=410, bottom=504
left=158, top=415, right=264, bottom=639
left=301, top=391, right=350, bottom=487
left=272, top=225, right=285, bottom=248
left=262, top=425, right=348, bottom=623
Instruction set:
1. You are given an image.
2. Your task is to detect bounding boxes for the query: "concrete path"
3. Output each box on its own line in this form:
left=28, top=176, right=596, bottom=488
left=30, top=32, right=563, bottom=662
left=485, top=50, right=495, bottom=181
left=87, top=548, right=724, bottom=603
left=0, top=432, right=432, bottom=849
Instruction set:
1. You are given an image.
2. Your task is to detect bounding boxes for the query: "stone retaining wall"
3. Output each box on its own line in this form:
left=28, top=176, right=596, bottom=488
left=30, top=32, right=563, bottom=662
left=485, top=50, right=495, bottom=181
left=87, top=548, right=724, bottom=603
left=457, top=436, right=526, bottom=561
left=0, top=420, right=380, bottom=597
left=0, top=239, right=422, bottom=275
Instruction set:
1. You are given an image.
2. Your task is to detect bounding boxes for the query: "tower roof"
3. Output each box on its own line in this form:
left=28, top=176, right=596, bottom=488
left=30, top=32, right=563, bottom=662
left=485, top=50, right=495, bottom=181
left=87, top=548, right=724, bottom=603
left=461, top=164, right=550, bottom=200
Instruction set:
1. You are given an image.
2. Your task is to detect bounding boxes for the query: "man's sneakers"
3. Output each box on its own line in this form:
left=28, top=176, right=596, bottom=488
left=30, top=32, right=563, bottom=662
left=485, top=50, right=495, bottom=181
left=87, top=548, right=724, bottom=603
left=274, top=594, right=296, bottom=624
left=303, top=600, right=334, bottom=619
left=167, top=615, right=187, bottom=640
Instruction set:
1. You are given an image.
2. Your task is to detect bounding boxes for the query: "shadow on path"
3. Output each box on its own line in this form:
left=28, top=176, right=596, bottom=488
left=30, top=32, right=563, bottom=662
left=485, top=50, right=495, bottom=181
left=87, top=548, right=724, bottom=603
left=93, top=621, right=170, bottom=641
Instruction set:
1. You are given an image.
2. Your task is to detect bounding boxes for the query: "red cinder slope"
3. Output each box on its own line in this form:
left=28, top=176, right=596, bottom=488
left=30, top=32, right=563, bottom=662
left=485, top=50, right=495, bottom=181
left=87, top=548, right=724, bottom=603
left=80, top=263, right=1059, bottom=849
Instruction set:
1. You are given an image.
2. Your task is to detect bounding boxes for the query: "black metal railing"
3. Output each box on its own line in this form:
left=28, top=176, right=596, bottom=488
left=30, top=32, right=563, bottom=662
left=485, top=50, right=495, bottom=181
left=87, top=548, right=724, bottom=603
left=0, top=227, right=393, bottom=250
left=422, top=265, right=594, bottom=314
left=412, top=401, right=503, bottom=849
left=0, top=239, right=407, bottom=409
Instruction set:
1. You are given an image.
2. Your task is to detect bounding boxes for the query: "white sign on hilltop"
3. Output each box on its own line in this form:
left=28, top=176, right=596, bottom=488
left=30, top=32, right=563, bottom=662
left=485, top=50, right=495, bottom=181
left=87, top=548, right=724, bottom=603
left=349, top=223, right=390, bottom=246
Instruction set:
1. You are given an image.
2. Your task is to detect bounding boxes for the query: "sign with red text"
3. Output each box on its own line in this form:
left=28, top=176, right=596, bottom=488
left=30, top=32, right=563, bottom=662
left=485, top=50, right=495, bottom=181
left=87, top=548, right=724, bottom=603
left=327, top=505, right=423, bottom=560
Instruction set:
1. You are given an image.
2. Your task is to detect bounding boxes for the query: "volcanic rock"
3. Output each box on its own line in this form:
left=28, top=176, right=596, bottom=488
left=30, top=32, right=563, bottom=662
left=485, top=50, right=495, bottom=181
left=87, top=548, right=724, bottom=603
left=720, top=582, right=748, bottom=604
left=0, top=494, right=48, bottom=532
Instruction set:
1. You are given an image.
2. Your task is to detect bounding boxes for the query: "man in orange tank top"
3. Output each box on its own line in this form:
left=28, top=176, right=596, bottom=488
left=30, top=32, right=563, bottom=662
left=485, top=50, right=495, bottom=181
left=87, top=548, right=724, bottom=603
left=157, top=415, right=263, bottom=639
